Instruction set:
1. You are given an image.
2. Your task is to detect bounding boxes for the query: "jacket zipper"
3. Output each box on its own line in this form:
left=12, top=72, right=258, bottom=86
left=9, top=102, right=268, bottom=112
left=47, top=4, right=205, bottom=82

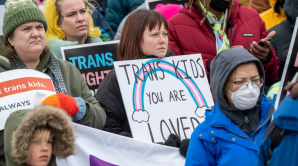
left=194, top=2, right=234, bottom=46
left=252, top=105, right=275, bottom=143
left=228, top=20, right=234, bottom=46
left=211, top=125, right=250, bottom=139
left=193, top=2, right=216, bottom=40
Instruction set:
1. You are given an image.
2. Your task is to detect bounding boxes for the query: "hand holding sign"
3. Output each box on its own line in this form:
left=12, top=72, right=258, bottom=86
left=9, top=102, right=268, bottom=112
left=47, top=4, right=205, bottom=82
left=0, top=69, right=56, bottom=130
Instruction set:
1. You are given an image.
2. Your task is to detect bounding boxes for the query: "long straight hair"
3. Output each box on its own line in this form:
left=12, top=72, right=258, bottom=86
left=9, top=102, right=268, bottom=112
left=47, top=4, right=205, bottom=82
left=117, top=9, right=168, bottom=61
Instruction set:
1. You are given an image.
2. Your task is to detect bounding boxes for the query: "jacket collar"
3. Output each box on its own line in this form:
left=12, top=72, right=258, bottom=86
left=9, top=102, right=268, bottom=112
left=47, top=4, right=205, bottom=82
left=210, top=95, right=273, bottom=151
left=211, top=95, right=273, bottom=133
left=180, top=0, right=240, bottom=26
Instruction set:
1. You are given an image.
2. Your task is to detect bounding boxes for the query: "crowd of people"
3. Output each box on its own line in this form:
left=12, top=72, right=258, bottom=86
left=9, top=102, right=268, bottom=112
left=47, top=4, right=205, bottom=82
left=0, top=0, right=297, bottom=165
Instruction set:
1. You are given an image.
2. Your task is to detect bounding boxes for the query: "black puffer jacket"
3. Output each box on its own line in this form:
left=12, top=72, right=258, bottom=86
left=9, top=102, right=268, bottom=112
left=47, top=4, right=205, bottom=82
left=268, top=0, right=298, bottom=81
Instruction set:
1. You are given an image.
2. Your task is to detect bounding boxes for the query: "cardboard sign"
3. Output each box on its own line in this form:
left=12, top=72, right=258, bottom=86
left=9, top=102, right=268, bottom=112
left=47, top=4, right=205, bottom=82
left=0, top=69, right=56, bottom=130
left=61, top=41, right=119, bottom=96
left=145, top=0, right=188, bottom=10
left=56, top=123, right=185, bottom=166
left=114, top=54, right=214, bottom=143
left=275, top=18, right=298, bottom=108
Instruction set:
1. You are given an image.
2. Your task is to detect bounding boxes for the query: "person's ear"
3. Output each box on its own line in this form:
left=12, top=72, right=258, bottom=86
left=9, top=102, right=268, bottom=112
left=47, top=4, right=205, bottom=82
left=8, top=35, right=14, bottom=46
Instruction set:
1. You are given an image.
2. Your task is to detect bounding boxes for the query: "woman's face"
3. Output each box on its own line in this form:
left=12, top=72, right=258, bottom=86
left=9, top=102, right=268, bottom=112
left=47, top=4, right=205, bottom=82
left=141, top=23, right=168, bottom=58
left=8, top=22, right=46, bottom=62
left=224, top=62, right=260, bottom=106
left=58, top=0, right=89, bottom=41
left=27, top=136, right=53, bottom=166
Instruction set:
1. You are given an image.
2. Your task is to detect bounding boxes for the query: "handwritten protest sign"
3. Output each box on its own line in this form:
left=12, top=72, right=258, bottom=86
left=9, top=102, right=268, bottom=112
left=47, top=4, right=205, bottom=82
left=114, top=54, right=214, bottom=143
left=145, top=0, right=188, bottom=10
left=0, top=69, right=56, bottom=130
left=61, top=41, right=119, bottom=96
left=275, top=18, right=298, bottom=108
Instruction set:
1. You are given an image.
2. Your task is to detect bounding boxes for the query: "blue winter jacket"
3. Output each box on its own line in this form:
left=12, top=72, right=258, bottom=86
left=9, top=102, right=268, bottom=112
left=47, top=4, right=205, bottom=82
left=258, top=95, right=298, bottom=166
left=185, top=95, right=274, bottom=166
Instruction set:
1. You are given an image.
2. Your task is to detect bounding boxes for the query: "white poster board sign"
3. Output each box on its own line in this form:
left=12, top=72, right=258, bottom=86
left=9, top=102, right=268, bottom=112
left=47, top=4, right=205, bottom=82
left=57, top=123, right=185, bottom=166
left=114, top=54, right=214, bottom=143
left=0, top=69, right=56, bottom=130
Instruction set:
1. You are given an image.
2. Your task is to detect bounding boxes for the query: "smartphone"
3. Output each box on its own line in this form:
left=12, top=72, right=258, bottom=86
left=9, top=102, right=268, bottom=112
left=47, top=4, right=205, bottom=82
left=247, top=37, right=272, bottom=51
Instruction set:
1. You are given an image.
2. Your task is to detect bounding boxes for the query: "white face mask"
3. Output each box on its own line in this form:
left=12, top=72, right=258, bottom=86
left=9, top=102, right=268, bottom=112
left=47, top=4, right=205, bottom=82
left=226, top=83, right=260, bottom=110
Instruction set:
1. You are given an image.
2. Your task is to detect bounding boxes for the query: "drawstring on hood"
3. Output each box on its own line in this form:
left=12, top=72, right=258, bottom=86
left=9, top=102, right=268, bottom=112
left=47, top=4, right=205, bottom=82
left=210, top=47, right=265, bottom=134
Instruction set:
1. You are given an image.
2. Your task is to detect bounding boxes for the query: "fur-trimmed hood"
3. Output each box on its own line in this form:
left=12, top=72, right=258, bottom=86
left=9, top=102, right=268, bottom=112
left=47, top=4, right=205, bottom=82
left=5, top=106, right=75, bottom=165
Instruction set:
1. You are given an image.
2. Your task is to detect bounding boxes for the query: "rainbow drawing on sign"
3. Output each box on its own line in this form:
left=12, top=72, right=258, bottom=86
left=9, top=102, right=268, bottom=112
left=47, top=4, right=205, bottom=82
left=132, top=59, right=209, bottom=123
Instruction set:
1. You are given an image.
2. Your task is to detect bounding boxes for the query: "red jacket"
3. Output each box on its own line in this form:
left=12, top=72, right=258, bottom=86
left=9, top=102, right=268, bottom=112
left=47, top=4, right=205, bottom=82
left=168, top=0, right=279, bottom=85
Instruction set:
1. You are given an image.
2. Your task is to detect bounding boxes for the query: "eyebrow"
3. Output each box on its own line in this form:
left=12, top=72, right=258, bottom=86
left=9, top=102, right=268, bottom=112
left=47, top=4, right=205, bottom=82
left=250, top=75, right=260, bottom=78
left=65, top=7, right=86, bottom=15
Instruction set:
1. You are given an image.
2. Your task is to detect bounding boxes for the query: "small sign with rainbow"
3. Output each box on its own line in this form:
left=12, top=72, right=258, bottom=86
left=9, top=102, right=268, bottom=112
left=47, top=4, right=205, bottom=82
left=114, top=54, right=214, bottom=144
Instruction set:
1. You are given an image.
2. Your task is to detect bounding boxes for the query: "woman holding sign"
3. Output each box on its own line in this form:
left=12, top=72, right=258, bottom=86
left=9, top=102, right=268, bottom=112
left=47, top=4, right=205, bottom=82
left=43, top=0, right=103, bottom=59
left=95, top=9, right=174, bottom=137
left=185, top=47, right=274, bottom=165
left=0, top=1, right=106, bottom=164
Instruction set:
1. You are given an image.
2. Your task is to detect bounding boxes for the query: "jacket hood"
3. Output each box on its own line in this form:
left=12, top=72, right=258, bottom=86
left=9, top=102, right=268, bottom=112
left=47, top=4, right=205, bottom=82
left=181, top=0, right=240, bottom=25
left=284, top=0, right=298, bottom=27
left=211, top=47, right=265, bottom=111
left=270, top=0, right=277, bottom=7
left=11, top=105, right=75, bottom=164
left=274, top=95, right=298, bottom=131
left=210, top=47, right=265, bottom=131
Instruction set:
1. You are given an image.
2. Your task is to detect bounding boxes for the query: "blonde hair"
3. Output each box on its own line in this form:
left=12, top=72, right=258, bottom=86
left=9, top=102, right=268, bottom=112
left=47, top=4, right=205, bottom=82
left=43, top=0, right=101, bottom=43
left=186, top=0, right=234, bottom=25
left=30, top=128, right=53, bottom=145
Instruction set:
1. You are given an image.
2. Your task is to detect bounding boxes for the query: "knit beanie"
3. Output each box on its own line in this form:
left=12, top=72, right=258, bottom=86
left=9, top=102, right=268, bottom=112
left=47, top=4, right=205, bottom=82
left=155, top=4, right=183, bottom=21
left=2, top=0, right=48, bottom=41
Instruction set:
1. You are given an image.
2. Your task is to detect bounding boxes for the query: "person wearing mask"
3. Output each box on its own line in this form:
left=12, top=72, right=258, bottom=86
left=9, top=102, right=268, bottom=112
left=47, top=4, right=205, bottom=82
left=168, top=0, right=279, bottom=87
left=43, top=0, right=103, bottom=59
left=260, top=0, right=286, bottom=30
left=95, top=9, right=174, bottom=137
left=4, top=106, right=75, bottom=166
left=0, top=0, right=106, bottom=165
left=258, top=78, right=298, bottom=166
left=185, top=47, right=274, bottom=165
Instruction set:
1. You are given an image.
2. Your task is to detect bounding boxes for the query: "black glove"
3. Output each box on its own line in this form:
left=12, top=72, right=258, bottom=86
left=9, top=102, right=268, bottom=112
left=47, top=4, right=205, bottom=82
left=163, top=134, right=180, bottom=148
left=180, top=139, right=190, bottom=157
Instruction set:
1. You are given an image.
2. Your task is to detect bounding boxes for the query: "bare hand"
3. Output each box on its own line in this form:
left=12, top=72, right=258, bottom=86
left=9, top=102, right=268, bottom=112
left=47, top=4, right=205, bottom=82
left=249, top=31, right=276, bottom=61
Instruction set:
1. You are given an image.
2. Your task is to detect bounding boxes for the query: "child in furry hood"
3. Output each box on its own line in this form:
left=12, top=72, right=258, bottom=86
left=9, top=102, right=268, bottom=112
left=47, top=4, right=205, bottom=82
left=4, top=106, right=75, bottom=166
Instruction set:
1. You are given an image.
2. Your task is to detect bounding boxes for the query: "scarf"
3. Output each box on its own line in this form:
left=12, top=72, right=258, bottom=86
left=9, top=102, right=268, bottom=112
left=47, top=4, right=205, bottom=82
left=9, top=51, right=68, bottom=94
left=199, top=1, right=230, bottom=54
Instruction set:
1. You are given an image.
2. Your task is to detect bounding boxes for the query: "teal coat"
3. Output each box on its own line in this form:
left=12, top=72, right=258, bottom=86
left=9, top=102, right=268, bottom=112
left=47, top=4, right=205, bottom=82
left=105, top=0, right=144, bottom=33
left=48, top=37, right=103, bottom=59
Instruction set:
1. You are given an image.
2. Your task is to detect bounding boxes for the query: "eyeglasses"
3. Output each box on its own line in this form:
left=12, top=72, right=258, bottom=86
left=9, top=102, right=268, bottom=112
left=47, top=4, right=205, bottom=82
left=231, top=78, right=264, bottom=90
